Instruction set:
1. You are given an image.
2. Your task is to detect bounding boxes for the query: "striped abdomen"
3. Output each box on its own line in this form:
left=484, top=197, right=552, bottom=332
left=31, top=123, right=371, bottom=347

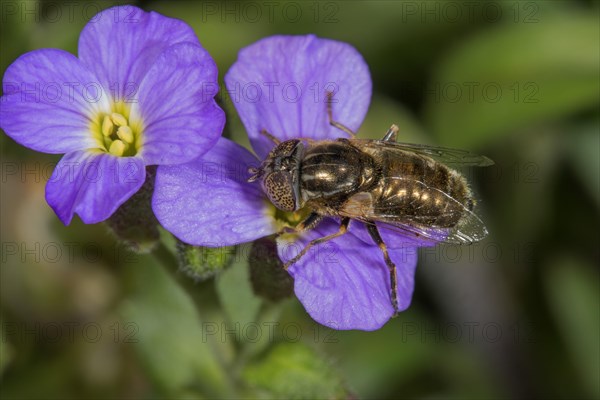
left=370, top=149, right=473, bottom=228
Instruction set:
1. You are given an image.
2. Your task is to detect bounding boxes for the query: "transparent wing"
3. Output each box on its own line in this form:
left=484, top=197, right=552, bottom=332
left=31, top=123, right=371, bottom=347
left=350, top=139, right=494, bottom=167
left=340, top=178, right=489, bottom=245
left=361, top=211, right=488, bottom=245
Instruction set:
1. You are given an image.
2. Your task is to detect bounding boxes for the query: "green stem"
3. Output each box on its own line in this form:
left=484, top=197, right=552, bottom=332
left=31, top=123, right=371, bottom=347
left=153, top=241, right=178, bottom=270
left=232, top=301, right=286, bottom=380
left=152, top=242, right=237, bottom=397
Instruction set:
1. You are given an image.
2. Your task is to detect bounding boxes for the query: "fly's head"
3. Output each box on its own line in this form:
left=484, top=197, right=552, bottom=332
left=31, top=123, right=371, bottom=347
left=248, top=139, right=304, bottom=212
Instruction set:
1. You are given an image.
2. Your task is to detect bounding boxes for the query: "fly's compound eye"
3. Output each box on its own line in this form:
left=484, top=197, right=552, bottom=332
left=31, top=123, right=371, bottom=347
left=263, top=172, right=297, bottom=212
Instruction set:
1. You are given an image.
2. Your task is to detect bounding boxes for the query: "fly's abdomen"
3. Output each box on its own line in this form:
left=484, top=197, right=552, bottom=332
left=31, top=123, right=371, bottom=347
left=371, top=151, right=472, bottom=228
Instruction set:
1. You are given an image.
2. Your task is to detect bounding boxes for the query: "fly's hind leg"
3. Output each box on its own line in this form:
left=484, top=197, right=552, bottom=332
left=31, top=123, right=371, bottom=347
left=382, top=124, right=400, bottom=142
left=326, top=91, right=356, bottom=138
left=283, top=217, right=350, bottom=270
left=366, top=223, right=400, bottom=314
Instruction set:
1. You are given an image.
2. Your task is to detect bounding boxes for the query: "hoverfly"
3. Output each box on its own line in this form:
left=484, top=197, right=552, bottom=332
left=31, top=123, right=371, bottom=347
left=248, top=92, right=493, bottom=313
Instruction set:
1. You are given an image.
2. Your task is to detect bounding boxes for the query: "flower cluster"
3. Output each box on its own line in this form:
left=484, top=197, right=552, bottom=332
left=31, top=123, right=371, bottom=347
left=1, top=7, right=433, bottom=331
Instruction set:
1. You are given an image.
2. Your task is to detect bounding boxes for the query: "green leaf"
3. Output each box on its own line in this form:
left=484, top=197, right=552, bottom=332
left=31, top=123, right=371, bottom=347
left=426, top=12, right=600, bottom=148
left=324, top=310, right=436, bottom=398
left=119, top=253, right=231, bottom=396
left=243, top=342, right=349, bottom=399
left=0, top=319, right=14, bottom=375
left=216, top=251, right=263, bottom=336
left=545, top=256, right=600, bottom=399
left=565, top=119, right=600, bottom=206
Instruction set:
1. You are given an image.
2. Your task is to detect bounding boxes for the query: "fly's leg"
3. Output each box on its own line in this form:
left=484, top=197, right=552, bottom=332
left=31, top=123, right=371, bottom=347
left=275, top=212, right=323, bottom=236
left=326, top=91, right=356, bottom=138
left=260, top=128, right=281, bottom=145
left=382, top=124, right=400, bottom=142
left=283, top=217, right=350, bottom=270
left=295, top=212, right=324, bottom=232
left=366, top=223, right=399, bottom=314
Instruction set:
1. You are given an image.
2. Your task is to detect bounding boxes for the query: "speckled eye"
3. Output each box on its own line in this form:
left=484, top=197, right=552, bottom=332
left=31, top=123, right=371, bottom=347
left=268, top=139, right=300, bottom=158
left=263, top=172, right=297, bottom=212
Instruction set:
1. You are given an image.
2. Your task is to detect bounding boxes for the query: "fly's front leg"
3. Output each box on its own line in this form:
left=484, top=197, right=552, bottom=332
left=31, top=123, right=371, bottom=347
left=326, top=91, right=356, bottom=138
left=260, top=128, right=281, bottom=145
left=283, top=217, right=350, bottom=270
left=366, top=223, right=399, bottom=315
left=275, top=212, right=323, bottom=237
left=382, top=124, right=400, bottom=142
left=295, top=212, right=324, bottom=232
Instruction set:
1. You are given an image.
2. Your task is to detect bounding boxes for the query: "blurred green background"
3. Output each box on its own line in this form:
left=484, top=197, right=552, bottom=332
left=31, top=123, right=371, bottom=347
left=1, top=0, right=598, bottom=398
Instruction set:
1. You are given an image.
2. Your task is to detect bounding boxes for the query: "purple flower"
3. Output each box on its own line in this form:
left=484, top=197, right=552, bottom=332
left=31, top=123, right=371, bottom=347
left=0, top=5, right=224, bottom=225
left=153, top=35, right=430, bottom=330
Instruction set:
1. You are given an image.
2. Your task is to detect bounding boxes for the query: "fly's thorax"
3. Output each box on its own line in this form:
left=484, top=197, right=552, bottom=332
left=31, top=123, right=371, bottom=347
left=299, top=140, right=377, bottom=202
left=258, top=139, right=305, bottom=212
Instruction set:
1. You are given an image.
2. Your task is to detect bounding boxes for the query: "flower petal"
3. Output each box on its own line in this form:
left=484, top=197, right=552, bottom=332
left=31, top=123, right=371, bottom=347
left=152, top=138, right=276, bottom=246
left=45, top=151, right=145, bottom=225
left=225, top=35, right=372, bottom=158
left=78, top=5, right=199, bottom=102
left=1, top=49, right=109, bottom=154
left=133, top=42, right=224, bottom=165
left=278, top=219, right=418, bottom=330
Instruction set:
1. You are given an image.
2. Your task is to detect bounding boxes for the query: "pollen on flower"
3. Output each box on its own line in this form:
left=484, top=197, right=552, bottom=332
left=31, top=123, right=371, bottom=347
left=109, top=139, right=126, bottom=156
left=110, top=112, right=128, bottom=127
left=101, top=116, right=113, bottom=137
left=272, top=202, right=312, bottom=231
left=117, top=126, right=134, bottom=143
left=92, top=105, right=142, bottom=157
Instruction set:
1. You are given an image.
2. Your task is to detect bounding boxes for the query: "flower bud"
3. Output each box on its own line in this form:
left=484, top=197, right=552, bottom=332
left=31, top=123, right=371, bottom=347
left=176, top=240, right=234, bottom=281
left=105, top=166, right=160, bottom=253
left=248, top=237, right=293, bottom=301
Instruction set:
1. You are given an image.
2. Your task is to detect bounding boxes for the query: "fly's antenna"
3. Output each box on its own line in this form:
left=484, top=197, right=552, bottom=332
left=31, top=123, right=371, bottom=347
left=248, top=166, right=261, bottom=182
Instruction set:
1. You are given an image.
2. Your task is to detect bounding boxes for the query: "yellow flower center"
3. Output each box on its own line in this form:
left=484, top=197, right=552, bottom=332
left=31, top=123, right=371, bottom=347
left=263, top=199, right=313, bottom=236
left=273, top=205, right=311, bottom=227
left=91, top=103, right=142, bottom=157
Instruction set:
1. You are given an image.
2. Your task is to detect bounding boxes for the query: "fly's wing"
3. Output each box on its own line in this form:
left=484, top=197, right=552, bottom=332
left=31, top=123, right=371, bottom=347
left=359, top=210, right=489, bottom=246
left=350, top=139, right=494, bottom=167
left=339, top=178, right=489, bottom=245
